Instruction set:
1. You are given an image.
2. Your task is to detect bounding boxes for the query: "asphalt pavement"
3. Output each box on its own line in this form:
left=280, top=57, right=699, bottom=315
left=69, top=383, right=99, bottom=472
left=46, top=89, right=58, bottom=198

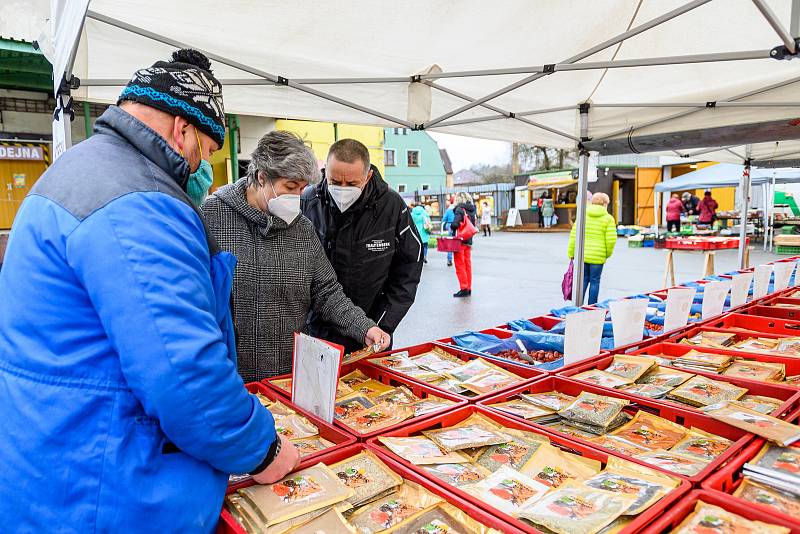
left=391, top=231, right=781, bottom=348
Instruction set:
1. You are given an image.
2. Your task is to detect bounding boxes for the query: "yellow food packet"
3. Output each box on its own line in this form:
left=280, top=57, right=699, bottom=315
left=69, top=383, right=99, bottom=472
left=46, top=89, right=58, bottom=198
left=610, top=411, right=687, bottom=451
left=520, top=443, right=600, bottom=489
left=671, top=500, right=790, bottom=534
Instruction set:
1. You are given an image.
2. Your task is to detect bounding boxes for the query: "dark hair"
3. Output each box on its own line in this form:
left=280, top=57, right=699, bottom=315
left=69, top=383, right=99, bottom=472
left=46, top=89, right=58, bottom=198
left=327, top=138, right=370, bottom=172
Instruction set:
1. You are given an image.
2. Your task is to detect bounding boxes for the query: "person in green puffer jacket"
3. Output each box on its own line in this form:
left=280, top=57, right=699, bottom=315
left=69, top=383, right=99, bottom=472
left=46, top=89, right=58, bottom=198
left=567, top=192, right=617, bottom=304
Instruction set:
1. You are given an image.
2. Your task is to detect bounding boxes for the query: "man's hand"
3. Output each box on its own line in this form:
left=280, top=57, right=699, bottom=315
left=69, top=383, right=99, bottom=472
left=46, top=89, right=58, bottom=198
left=251, top=436, right=300, bottom=485
left=365, top=326, right=391, bottom=351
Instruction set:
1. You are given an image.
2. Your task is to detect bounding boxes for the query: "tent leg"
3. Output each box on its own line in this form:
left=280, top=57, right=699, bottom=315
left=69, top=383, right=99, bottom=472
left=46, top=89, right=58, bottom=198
left=738, top=149, right=752, bottom=268
left=572, top=105, right=590, bottom=305
left=663, top=249, right=676, bottom=287
left=654, top=192, right=660, bottom=237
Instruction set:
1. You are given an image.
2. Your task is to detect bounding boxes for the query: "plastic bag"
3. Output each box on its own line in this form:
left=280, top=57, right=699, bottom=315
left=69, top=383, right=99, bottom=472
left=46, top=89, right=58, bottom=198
left=562, top=260, right=574, bottom=301
left=506, top=319, right=544, bottom=332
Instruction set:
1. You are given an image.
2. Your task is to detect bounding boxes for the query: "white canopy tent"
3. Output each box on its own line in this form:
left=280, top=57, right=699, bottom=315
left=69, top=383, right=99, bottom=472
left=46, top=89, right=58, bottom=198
left=27, top=0, right=800, bottom=304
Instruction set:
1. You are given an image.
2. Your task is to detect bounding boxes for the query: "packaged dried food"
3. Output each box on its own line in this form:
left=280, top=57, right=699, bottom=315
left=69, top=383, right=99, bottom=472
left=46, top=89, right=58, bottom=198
left=377, top=436, right=469, bottom=465
left=351, top=379, right=396, bottom=399
left=335, top=395, right=375, bottom=420
left=738, top=395, right=783, bottom=415
left=671, top=350, right=734, bottom=373
left=723, top=361, right=785, bottom=382
left=409, top=397, right=455, bottom=418
left=421, top=414, right=509, bottom=451
left=274, top=414, right=319, bottom=440
left=339, top=369, right=372, bottom=389
left=570, top=369, right=632, bottom=389
left=604, top=355, right=657, bottom=382
left=519, top=391, right=576, bottom=411
left=670, top=500, right=790, bottom=534
left=235, top=463, right=354, bottom=526
left=462, top=465, right=549, bottom=516
left=666, top=375, right=747, bottom=407
left=488, top=400, right=558, bottom=422
left=775, top=337, right=800, bottom=356
left=392, top=502, right=502, bottom=534
left=372, top=386, right=419, bottom=407
left=544, top=421, right=600, bottom=439
left=616, top=383, right=673, bottom=399
left=558, top=392, right=628, bottom=429
left=284, top=507, right=357, bottom=533
left=610, top=411, right=687, bottom=451
left=476, top=433, right=546, bottom=472
left=669, top=427, right=732, bottom=460
left=520, top=444, right=601, bottom=490
left=733, top=477, right=800, bottom=517
left=582, top=470, right=669, bottom=515
left=636, top=450, right=708, bottom=476
left=340, top=403, right=414, bottom=434
left=589, top=435, right=651, bottom=457
left=445, top=358, right=503, bottom=382
left=459, top=369, right=519, bottom=395
left=329, top=450, right=402, bottom=507
left=422, top=462, right=491, bottom=487
left=517, top=481, right=636, bottom=534
left=638, top=366, right=694, bottom=387
left=348, top=480, right=442, bottom=533
left=291, top=437, right=335, bottom=458
left=682, top=331, right=737, bottom=348
left=703, top=401, right=800, bottom=446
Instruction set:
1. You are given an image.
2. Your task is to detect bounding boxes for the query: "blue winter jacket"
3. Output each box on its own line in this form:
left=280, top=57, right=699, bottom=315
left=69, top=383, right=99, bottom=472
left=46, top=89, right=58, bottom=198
left=0, top=106, right=277, bottom=531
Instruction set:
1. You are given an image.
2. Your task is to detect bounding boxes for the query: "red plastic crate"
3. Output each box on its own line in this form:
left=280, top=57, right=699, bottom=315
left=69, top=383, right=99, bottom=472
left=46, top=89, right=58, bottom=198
left=366, top=406, right=691, bottom=534
left=218, top=443, right=526, bottom=534
left=701, top=438, right=800, bottom=528
left=639, top=489, right=800, bottom=533
left=666, top=325, right=793, bottom=346
left=705, top=312, right=800, bottom=336
left=262, top=361, right=469, bottom=440
left=630, top=342, right=800, bottom=388
left=475, top=376, right=753, bottom=485
left=245, top=382, right=356, bottom=462
left=555, top=353, right=800, bottom=418
left=745, top=304, right=800, bottom=321
left=435, top=326, right=514, bottom=345
left=359, top=341, right=545, bottom=403
left=494, top=314, right=562, bottom=331
left=436, top=236, right=463, bottom=252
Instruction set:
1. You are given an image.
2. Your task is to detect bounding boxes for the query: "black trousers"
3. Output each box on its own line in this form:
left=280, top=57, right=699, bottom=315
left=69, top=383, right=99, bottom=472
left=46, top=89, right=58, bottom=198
left=667, top=220, right=680, bottom=232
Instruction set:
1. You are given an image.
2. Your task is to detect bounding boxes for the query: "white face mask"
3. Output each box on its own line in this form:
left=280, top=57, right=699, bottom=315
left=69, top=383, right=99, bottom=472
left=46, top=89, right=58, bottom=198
left=262, top=181, right=301, bottom=225
left=328, top=184, right=363, bottom=213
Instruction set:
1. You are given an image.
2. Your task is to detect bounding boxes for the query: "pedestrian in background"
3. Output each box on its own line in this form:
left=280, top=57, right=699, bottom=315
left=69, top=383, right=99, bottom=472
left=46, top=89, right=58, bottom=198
left=441, top=198, right=455, bottom=267
left=536, top=192, right=546, bottom=228
left=682, top=191, right=700, bottom=215
left=410, top=201, right=433, bottom=264
left=698, top=189, right=718, bottom=225
left=666, top=193, right=684, bottom=233
left=542, top=195, right=555, bottom=228
left=568, top=192, right=617, bottom=305
left=451, top=192, right=477, bottom=298
left=480, top=200, right=492, bottom=236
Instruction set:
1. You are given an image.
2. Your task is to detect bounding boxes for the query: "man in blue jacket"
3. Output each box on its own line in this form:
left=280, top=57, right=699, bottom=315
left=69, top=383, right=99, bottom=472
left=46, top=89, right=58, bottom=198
left=0, top=49, right=298, bottom=531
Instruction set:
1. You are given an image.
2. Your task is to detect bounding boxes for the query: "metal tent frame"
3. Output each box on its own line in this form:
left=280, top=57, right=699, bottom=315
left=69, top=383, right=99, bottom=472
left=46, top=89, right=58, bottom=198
left=52, top=0, right=800, bottom=305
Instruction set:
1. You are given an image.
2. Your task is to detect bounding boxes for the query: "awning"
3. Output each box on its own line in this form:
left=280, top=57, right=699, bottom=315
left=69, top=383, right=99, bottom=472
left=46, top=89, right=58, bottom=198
left=654, top=162, right=800, bottom=191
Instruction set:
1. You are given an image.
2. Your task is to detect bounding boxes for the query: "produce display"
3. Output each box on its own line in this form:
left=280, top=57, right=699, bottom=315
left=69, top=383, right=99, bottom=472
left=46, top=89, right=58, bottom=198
left=374, top=412, right=683, bottom=534
left=368, top=347, right=528, bottom=397
left=493, top=348, right=562, bottom=364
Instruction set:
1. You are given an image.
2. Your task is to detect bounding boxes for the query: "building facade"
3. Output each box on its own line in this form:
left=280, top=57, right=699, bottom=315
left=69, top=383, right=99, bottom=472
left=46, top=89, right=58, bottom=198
left=382, top=128, right=446, bottom=194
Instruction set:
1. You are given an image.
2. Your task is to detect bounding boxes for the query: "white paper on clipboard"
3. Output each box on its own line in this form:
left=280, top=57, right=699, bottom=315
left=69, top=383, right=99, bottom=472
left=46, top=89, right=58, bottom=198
left=701, top=281, right=731, bottom=319
left=609, top=299, right=648, bottom=348
left=291, top=333, right=344, bottom=423
left=773, top=261, right=796, bottom=293
left=753, top=265, right=772, bottom=298
left=729, top=272, right=754, bottom=307
left=664, top=287, right=696, bottom=333
left=564, top=308, right=607, bottom=365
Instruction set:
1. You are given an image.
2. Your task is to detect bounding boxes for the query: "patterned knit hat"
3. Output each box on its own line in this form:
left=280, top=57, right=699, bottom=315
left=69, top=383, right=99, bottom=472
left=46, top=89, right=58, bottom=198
left=118, top=49, right=226, bottom=146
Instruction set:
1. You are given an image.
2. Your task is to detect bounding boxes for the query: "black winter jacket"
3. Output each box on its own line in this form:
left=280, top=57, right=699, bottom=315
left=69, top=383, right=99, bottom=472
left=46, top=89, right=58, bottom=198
left=452, top=202, right=478, bottom=246
left=301, top=165, right=423, bottom=352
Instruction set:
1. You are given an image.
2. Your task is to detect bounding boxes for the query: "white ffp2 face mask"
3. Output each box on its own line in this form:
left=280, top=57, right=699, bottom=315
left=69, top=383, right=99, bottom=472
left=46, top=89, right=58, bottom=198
left=328, top=184, right=363, bottom=213
left=263, top=181, right=301, bottom=225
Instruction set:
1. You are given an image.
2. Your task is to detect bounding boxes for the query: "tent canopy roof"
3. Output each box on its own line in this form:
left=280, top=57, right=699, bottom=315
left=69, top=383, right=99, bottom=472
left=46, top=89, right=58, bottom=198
left=20, top=0, right=797, bottom=155
left=654, top=162, right=800, bottom=191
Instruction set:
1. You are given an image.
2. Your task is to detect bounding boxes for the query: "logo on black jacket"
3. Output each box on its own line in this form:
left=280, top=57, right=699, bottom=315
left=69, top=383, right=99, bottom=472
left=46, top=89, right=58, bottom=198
left=366, top=239, right=391, bottom=253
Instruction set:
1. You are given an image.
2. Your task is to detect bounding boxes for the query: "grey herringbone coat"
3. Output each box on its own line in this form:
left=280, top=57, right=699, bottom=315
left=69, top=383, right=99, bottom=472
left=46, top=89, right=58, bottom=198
left=202, top=179, right=375, bottom=382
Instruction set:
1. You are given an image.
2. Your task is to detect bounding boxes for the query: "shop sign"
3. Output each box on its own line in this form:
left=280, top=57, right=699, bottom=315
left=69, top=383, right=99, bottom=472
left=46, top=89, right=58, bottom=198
left=0, top=144, right=45, bottom=161
left=13, top=174, right=26, bottom=188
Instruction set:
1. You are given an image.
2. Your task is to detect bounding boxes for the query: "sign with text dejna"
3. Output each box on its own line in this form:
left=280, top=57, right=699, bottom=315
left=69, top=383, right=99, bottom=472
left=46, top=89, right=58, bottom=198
left=0, top=144, right=45, bottom=161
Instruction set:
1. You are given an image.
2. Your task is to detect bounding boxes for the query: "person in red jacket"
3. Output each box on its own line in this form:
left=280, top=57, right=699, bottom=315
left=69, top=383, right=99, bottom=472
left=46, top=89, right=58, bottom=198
left=698, top=190, right=718, bottom=225
left=666, top=193, right=684, bottom=233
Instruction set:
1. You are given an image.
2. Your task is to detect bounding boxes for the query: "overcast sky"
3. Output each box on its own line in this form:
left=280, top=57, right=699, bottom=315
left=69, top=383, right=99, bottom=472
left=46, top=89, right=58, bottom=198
left=430, top=132, right=511, bottom=172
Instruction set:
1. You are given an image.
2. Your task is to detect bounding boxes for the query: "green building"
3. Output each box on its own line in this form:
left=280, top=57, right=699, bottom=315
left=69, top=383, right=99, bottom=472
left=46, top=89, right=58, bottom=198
left=383, top=128, right=446, bottom=194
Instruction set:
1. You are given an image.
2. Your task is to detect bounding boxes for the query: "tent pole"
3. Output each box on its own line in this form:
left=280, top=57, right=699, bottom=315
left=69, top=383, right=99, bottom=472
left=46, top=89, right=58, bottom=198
left=592, top=101, right=800, bottom=108
left=85, top=10, right=414, bottom=129
left=752, top=0, right=797, bottom=53
left=424, top=82, right=578, bottom=141
left=770, top=175, right=777, bottom=251
left=572, top=104, right=591, bottom=306
left=595, top=75, right=800, bottom=141
left=793, top=0, right=800, bottom=37
left=762, top=182, right=768, bottom=251
left=738, top=146, right=753, bottom=268
left=655, top=192, right=661, bottom=237
left=227, top=114, right=239, bottom=184
left=421, top=0, right=713, bottom=128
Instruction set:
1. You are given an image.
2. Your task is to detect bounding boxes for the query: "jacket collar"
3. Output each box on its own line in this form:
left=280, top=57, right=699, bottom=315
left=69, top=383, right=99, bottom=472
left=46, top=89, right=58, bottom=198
left=94, top=106, right=190, bottom=190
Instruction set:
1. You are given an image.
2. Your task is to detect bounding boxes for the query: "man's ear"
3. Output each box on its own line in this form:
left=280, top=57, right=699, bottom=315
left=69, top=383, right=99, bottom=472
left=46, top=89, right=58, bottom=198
left=171, top=116, right=190, bottom=155
left=366, top=167, right=374, bottom=181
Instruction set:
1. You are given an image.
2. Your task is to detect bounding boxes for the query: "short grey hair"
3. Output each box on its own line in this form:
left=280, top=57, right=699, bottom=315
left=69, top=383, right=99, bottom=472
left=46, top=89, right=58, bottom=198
left=247, top=130, right=321, bottom=187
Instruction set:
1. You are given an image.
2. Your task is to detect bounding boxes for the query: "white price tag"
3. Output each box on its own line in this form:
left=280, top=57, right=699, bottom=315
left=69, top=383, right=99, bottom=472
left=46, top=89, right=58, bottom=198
left=729, top=272, right=754, bottom=307
left=753, top=265, right=772, bottom=299
left=291, top=333, right=344, bottom=423
left=564, top=308, right=607, bottom=365
left=701, top=281, right=731, bottom=319
left=609, top=299, right=648, bottom=348
left=664, top=287, right=696, bottom=333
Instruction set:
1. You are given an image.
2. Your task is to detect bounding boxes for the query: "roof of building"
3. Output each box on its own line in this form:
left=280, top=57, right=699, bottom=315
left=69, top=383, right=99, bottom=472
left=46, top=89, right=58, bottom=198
left=0, top=37, right=52, bottom=92
left=439, top=149, right=453, bottom=174
left=453, top=169, right=481, bottom=186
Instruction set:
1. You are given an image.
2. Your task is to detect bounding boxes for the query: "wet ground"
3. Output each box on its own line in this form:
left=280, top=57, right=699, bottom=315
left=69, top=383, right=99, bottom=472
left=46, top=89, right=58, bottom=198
left=392, top=231, right=781, bottom=348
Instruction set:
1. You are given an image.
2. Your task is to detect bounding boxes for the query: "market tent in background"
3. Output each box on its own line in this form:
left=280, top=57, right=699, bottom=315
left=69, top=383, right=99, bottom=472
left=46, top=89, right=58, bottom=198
left=655, top=164, right=800, bottom=192
left=23, top=0, right=800, bottom=303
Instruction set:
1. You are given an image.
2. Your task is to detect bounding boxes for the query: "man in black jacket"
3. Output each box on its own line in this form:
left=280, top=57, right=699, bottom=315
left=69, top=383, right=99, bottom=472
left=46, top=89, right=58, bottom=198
left=301, top=139, right=423, bottom=353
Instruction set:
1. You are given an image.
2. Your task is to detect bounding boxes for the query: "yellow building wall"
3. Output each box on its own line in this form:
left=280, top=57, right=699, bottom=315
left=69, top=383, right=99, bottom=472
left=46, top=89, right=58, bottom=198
left=635, top=167, right=662, bottom=226
left=208, top=131, right=232, bottom=193
left=275, top=120, right=385, bottom=176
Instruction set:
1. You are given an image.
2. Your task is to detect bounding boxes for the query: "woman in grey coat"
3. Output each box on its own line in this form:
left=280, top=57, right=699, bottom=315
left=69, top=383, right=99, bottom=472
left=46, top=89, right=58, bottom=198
left=202, top=131, right=390, bottom=382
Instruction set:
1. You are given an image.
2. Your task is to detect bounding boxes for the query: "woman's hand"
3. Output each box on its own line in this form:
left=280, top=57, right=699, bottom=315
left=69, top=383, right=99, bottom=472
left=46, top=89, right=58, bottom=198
left=365, top=326, right=391, bottom=351
left=251, top=436, right=300, bottom=485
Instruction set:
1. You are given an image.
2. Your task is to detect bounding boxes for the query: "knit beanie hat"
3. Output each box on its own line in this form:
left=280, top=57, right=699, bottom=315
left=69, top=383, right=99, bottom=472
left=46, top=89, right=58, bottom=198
left=118, top=49, right=226, bottom=146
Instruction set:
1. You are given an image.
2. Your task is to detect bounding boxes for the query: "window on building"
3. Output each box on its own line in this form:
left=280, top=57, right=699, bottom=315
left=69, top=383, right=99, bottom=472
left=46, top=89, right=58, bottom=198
left=421, top=184, right=430, bottom=191
left=407, top=150, right=420, bottom=167
left=384, top=149, right=396, bottom=166
left=398, top=184, right=407, bottom=193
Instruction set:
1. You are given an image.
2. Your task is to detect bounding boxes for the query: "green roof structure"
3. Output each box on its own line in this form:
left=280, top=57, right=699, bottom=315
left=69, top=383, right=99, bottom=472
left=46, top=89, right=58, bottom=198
left=0, top=37, right=53, bottom=92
